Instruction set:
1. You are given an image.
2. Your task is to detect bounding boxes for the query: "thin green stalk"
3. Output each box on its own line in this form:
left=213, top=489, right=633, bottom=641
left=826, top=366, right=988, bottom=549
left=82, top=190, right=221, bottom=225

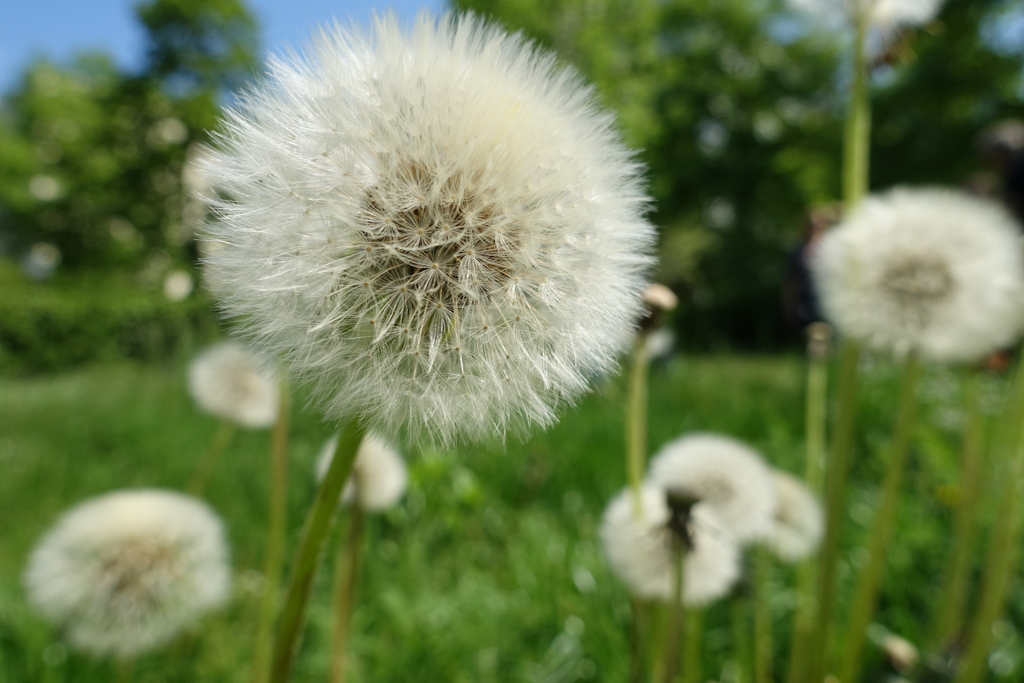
left=732, top=594, right=751, bottom=683
left=188, top=420, right=236, bottom=495
left=806, top=340, right=861, bottom=683
left=662, top=543, right=686, bottom=683
left=649, top=602, right=669, bottom=683
left=269, top=419, right=366, bottom=683
left=786, top=326, right=830, bottom=683
left=627, top=333, right=650, bottom=516
left=932, top=371, right=986, bottom=649
left=330, top=506, right=365, bottom=683
left=843, top=13, right=871, bottom=212
left=955, top=363, right=1024, bottom=683
left=754, top=549, right=773, bottom=683
left=683, top=609, right=704, bottom=683
left=630, top=597, right=650, bottom=683
left=251, top=386, right=290, bottom=683
left=837, top=354, right=921, bottom=683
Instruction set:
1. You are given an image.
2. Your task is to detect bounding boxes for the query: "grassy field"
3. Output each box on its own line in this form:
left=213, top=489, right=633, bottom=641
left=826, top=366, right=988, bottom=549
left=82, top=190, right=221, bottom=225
left=0, top=353, right=1020, bottom=682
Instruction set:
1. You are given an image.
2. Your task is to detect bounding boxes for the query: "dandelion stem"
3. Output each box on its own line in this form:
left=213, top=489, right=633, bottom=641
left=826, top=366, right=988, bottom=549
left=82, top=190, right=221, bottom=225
left=955, top=363, right=1024, bottom=683
left=270, top=419, right=366, bottom=683
left=187, top=420, right=236, bottom=495
left=753, top=548, right=773, bottom=683
left=932, top=370, right=986, bottom=648
left=843, top=14, right=871, bottom=212
left=662, top=542, right=686, bottom=683
left=837, top=353, right=920, bottom=683
left=683, top=608, right=704, bottom=683
left=627, top=332, right=650, bottom=516
left=630, top=597, right=650, bottom=683
left=330, top=505, right=365, bottom=683
left=806, top=340, right=861, bottom=683
left=732, top=593, right=752, bottom=683
left=786, top=326, right=830, bottom=683
left=252, top=385, right=290, bottom=683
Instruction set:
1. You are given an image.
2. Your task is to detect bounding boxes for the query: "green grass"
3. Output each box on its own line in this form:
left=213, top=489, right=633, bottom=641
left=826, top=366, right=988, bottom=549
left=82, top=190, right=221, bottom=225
left=0, top=354, right=1021, bottom=682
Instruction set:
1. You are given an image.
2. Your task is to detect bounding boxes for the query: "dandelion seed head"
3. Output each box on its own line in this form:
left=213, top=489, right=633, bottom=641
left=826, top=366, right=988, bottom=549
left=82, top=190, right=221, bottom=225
left=23, top=490, right=230, bottom=657
left=200, top=12, right=654, bottom=443
left=316, top=432, right=408, bottom=511
left=600, top=484, right=740, bottom=607
left=765, top=470, right=823, bottom=562
left=813, top=187, right=1024, bottom=363
left=188, top=341, right=279, bottom=428
left=647, top=433, right=776, bottom=544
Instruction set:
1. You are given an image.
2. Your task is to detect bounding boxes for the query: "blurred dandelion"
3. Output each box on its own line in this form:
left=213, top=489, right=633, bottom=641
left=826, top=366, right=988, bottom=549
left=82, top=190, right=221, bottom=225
left=788, top=0, right=944, bottom=30
left=765, top=470, right=824, bottom=563
left=647, top=433, right=777, bottom=543
left=24, top=489, right=230, bottom=657
left=600, top=484, right=740, bottom=607
left=813, top=187, right=1024, bottom=363
left=316, top=432, right=408, bottom=512
left=200, top=12, right=654, bottom=445
left=188, top=341, right=279, bottom=428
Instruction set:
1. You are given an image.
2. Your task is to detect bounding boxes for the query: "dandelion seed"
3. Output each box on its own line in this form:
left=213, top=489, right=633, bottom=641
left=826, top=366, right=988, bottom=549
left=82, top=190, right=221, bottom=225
left=647, top=433, right=776, bottom=543
left=812, top=187, right=1024, bottom=363
left=200, top=12, right=654, bottom=443
left=600, top=484, right=740, bottom=606
left=764, top=470, right=824, bottom=562
left=23, top=490, right=230, bottom=657
left=315, top=433, right=408, bottom=512
left=188, top=341, right=280, bottom=428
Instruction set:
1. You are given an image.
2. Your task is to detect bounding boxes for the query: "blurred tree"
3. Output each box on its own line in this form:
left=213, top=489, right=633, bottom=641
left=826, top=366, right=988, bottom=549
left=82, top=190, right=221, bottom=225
left=0, top=0, right=258, bottom=275
left=458, top=0, right=1024, bottom=349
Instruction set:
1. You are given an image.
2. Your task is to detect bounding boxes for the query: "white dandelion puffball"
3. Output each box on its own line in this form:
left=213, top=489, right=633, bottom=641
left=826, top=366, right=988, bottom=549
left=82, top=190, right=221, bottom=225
left=188, top=341, right=280, bottom=428
left=24, top=489, right=230, bottom=657
left=600, top=485, right=740, bottom=606
left=765, top=470, right=824, bottom=562
left=813, top=187, right=1024, bottom=363
left=647, top=433, right=777, bottom=544
left=788, top=0, right=943, bottom=29
left=315, top=432, right=408, bottom=511
left=200, top=13, right=654, bottom=443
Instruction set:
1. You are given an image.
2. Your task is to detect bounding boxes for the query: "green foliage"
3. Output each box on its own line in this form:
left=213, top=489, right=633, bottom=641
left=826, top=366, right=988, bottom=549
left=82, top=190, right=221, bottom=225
left=0, top=263, right=218, bottom=374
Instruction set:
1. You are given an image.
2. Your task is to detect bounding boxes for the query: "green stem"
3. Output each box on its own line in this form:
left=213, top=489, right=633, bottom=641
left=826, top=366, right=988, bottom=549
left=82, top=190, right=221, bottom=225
left=663, top=543, right=686, bottom=683
left=188, top=420, right=236, bottom=495
left=955, top=363, right=1024, bottom=683
left=843, top=14, right=871, bottom=211
left=683, top=609, right=704, bottom=683
left=330, top=506, right=366, bottom=683
left=630, top=597, right=650, bottom=683
left=837, top=354, right=921, bottom=683
left=269, top=419, right=367, bottom=683
left=732, top=594, right=751, bottom=683
left=627, top=332, right=651, bottom=516
left=806, top=340, right=861, bottom=683
left=251, top=386, right=290, bottom=683
left=754, top=549, right=773, bottom=683
left=932, top=371, right=986, bottom=649
left=786, top=330, right=829, bottom=683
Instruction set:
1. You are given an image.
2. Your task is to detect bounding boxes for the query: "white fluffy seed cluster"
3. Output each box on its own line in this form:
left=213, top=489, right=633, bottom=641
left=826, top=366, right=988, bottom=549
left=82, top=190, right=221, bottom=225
left=789, top=0, right=944, bottom=29
left=200, top=13, right=654, bottom=443
left=188, top=341, right=280, bottom=428
left=24, top=490, right=231, bottom=657
left=766, top=470, right=824, bottom=563
left=600, top=485, right=740, bottom=607
left=813, top=187, right=1024, bottom=363
left=315, top=432, right=408, bottom=512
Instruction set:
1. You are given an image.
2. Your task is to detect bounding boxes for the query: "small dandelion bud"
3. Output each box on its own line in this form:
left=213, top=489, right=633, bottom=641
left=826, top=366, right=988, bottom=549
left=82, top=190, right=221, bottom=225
left=812, top=187, right=1024, bottom=364
left=315, top=433, right=408, bottom=512
left=764, top=470, right=824, bottom=563
left=188, top=341, right=279, bottom=428
left=806, top=321, right=833, bottom=361
left=600, top=484, right=740, bottom=607
left=647, top=433, right=777, bottom=544
left=642, top=284, right=679, bottom=313
left=200, top=13, right=654, bottom=443
left=23, top=490, right=231, bottom=657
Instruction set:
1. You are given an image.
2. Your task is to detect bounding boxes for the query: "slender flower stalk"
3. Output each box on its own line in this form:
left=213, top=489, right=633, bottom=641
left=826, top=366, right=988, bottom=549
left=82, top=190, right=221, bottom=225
left=188, top=420, right=236, bottom=495
left=252, top=385, right=290, bottom=683
left=683, top=609, right=704, bottom=683
left=843, top=13, right=871, bottom=212
left=732, top=594, right=752, bottom=683
left=270, top=420, right=366, bottom=683
left=837, top=353, right=921, bottom=683
left=956, top=363, right=1024, bottom=683
left=786, top=324, right=830, bottom=683
left=330, top=507, right=365, bottom=683
left=629, top=597, right=650, bottom=683
left=626, top=333, right=650, bottom=515
left=932, top=371, right=986, bottom=648
left=753, top=549, right=773, bottom=683
left=662, top=542, right=686, bottom=683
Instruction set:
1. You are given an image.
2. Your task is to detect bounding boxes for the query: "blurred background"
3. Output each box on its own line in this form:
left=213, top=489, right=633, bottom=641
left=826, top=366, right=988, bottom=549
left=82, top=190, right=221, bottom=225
left=4, top=0, right=1024, bottom=375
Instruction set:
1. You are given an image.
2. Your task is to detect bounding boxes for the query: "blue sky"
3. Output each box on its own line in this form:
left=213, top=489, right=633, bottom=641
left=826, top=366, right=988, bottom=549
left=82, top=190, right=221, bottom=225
left=0, top=0, right=446, bottom=94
